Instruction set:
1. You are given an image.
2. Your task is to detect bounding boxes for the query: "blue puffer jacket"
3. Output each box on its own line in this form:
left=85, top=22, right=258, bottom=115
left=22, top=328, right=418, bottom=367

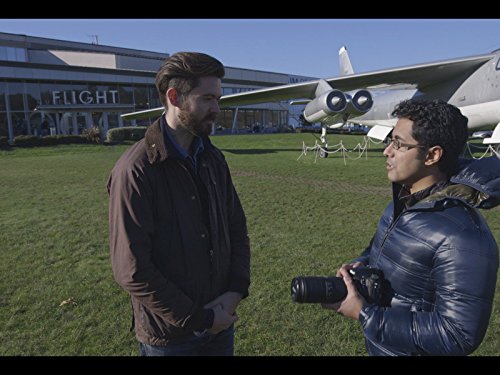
left=355, top=157, right=500, bottom=356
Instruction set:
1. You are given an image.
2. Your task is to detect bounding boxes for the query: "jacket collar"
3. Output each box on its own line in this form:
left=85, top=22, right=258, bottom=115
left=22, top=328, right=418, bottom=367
left=144, top=116, right=215, bottom=165
left=145, top=117, right=168, bottom=164
left=450, top=157, right=500, bottom=208
left=393, top=157, right=500, bottom=211
left=398, top=180, right=449, bottom=208
left=420, top=184, right=490, bottom=209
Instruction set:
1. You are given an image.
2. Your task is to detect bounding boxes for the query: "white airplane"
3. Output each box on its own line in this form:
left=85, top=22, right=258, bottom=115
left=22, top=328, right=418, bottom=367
left=122, top=46, right=500, bottom=157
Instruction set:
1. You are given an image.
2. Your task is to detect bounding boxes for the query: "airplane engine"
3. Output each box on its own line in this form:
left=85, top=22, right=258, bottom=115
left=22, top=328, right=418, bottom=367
left=303, top=90, right=347, bottom=123
left=346, top=90, right=373, bottom=116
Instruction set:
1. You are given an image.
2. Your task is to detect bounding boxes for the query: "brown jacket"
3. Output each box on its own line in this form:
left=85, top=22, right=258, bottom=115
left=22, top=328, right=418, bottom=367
left=107, top=119, right=250, bottom=345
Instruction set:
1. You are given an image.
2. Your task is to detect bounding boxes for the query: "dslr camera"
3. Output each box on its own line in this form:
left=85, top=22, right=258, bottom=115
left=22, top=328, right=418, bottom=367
left=291, top=266, right=392, bottom=307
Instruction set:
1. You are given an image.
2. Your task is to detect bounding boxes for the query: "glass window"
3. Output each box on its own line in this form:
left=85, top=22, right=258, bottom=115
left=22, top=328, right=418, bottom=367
left=49, top=83, right=74, bottom=105
left=231, top=87, right=252, bottom=94
left=104, top=85, right=119, bottom=105
left=134, top=86, right=149, bottom=110
left=16, top=48, right=27, bottom=62
left=69, top=82, right=88, bottom=92
left=24, top=82, right=41, bottom=110
left=264, top=110, right=271, bottom=127
left=11, top=112, right=28, bottom=136
left=236, top=110, right=246, bottom=130
left=65, top=83, right=87, bottom=106
left=84, top=84, right=98, bottom=105
left=6, top=47, right=16, bottom=61
left=245, top=110, right=255, bottom=128
left=149, top=87, right=160, bottom=108
left=40, top=82, right=55, bottom=105
left=29, top=111, right=42, bottom=136
left=119, top=86, right=133, bottom=104
left=219, top=109, right=233, bottom=130
left=93, top=84, right=113, bottom=105
left=107, top=113, right=119, bottom=130
left=0, top=47, right=27, bottom=62
left=281, top=111, right=287, bottom=126
left=76, top=113, right=88, bottom=134
left=272, top=111, right=279, bottom=127
left=7, top=82, right=25, bottom=111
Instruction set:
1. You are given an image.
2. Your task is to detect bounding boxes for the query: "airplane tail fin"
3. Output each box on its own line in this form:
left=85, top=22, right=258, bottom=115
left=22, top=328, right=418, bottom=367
left=339, top=46, right=354, bottom=75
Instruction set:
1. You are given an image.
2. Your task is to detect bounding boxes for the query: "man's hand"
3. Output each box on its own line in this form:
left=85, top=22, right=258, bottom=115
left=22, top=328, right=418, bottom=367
left=204, top=291, right=242, bottom=316
left=321, top=262, right=364, bottom=312
left=336, top=262, right=364, bottom=277
left=335, top=266, right=366, bottom=321
left=204, top=292, right=243, bottom=334
left=207, top=304, right=237, bottom=334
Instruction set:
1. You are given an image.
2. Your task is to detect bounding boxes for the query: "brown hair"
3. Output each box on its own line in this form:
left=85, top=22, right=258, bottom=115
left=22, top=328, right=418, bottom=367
left=155, top=52, right=225, bottom=107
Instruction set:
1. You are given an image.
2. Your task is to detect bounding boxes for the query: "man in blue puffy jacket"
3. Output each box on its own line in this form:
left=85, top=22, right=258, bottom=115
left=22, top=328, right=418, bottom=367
left=324, top=99, right=499, bottom=355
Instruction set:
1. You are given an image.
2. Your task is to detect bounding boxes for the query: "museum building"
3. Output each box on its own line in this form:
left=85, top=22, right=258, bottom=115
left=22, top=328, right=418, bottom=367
left=0, top=32, right=314, bottom=142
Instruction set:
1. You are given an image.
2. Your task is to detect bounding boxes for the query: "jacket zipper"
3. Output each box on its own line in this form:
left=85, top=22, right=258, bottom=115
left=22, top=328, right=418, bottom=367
left=178, top=159, right=214, bottom=294
left=375, top=206, right=415, bottom=266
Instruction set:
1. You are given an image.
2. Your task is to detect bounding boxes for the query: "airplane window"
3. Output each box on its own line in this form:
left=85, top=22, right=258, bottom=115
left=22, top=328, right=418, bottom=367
left=496, top=58, right=500, bottom=71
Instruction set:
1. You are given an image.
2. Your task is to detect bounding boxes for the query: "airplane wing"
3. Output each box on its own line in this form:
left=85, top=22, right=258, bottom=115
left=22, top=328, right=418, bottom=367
left=219, top=53, right=494, bottom=107
left=121, top=107, right=165, bottom=120
left=121, top=53, right=494, bottom=120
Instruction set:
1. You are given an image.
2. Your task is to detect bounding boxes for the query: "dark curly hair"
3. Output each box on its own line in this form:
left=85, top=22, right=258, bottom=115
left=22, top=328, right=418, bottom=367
left=155, top=52, right=225, bottom=107
left=391, top=99, right=468, bottom=175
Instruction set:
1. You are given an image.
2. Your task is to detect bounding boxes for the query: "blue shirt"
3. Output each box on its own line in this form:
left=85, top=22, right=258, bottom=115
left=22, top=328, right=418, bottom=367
left=160, top=116, right=204, bottom=172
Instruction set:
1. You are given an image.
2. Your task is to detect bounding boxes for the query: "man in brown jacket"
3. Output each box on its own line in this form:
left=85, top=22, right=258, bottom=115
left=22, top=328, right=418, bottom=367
left=108, top=52, right=251, bottom=356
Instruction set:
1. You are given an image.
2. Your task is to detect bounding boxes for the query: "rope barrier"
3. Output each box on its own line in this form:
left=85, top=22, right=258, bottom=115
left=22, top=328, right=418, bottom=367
left=297, top=136, right=380, bottom=165
left=298, top=137, right=500, bottom=164
left=463, top=142, right=500, bottom=159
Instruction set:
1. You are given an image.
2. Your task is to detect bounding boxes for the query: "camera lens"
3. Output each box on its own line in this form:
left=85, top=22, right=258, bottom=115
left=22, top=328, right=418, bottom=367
left=291, top=277, right=306, bottom=302
left=291, top=276, right=347, bottom=304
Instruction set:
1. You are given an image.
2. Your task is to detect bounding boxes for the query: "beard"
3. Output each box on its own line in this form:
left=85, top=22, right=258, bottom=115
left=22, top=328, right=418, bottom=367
left=178, top=102, right=217, bottom=137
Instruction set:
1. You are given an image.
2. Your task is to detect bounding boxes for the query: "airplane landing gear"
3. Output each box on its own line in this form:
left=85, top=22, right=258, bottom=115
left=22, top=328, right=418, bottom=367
left=319, top=125, right=329, bottom=158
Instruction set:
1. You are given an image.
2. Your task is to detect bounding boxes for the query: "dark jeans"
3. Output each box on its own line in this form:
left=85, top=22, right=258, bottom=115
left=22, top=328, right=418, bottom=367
left=139, top=325, right=234, bottom=356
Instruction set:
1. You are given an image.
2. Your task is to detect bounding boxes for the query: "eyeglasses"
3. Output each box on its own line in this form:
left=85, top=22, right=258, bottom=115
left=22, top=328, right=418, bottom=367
left=384, top=136, right=427, bottom=151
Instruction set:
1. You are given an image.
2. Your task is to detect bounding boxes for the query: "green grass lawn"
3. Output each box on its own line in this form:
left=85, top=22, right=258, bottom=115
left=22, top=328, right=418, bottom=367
left=0, top=133, right=498, bottom=356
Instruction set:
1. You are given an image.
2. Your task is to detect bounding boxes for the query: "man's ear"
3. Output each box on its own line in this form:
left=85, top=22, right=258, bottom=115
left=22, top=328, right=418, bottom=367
left=166, top=88, right=180, bottom=107
left=424, top=145, right=443, bottom=166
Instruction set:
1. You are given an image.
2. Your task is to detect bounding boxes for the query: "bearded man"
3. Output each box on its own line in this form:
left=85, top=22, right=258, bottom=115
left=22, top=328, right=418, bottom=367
left=108, top=52, right=251, bottom=356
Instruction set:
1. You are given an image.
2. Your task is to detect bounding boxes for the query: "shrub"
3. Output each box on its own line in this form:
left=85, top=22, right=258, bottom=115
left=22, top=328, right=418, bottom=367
left=13, top=135, right=91, bottom=147
left=0, top=136, right=10, bottom=149
left=13, top=135, right=40, bottom=147
left=82, top=126, right=102, bottom=144
left=106, top=126, right=148, bottom=142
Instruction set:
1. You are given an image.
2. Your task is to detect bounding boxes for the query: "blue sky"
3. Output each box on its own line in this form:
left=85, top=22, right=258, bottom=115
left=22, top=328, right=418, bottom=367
left=1, top=19, right=500, bottom=78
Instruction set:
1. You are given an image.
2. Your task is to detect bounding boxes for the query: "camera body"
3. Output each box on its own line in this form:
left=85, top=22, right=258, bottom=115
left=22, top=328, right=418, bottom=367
left=291, top=266, right=392, bottom=307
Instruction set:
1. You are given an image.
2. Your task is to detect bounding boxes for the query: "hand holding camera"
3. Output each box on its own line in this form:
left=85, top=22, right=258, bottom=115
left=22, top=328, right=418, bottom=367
left=291, top=266, right=393, bottom=307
